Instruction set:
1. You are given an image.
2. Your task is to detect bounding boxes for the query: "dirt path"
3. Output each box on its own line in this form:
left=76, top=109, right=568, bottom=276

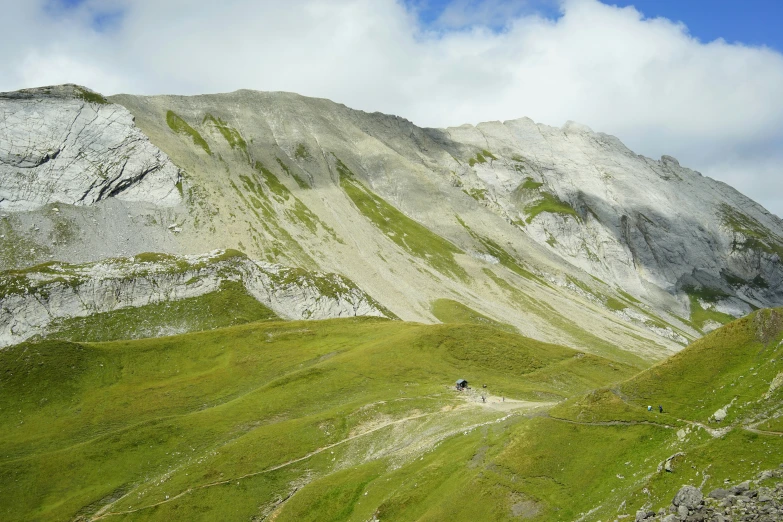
left=91, top=411, right=435, bottom=519
left=547, top=415, right=676, bottom=429
left=91, top=404, right=526, bottom=520
left=90, top=411, right=438, bottom=520
left=91, top=396, right=556, bottom=520
left=547, top=413, right=782, bottom=439
left=744, top=427, right=783, bottom=437
left=457, top=389, right=557, bottom=412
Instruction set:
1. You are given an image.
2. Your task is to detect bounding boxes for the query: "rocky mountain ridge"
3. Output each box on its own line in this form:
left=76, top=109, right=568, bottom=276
left=0, top=85, right=181, bottom=211
left=0, top=249, right=391, bottom=348
left=1, top=84, right=781, bottom=360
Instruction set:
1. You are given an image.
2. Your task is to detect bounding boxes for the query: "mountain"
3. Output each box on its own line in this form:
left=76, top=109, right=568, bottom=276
left=3, top=84, right=783, bottom=365
left=2, top=84, right=783, bottom=521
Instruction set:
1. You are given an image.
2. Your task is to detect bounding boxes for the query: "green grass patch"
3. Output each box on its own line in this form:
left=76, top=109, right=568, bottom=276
left=203, top=114, right=248, bottom=157
left=253, top=161, right=290, bottom=202
left=567, top=276, right=596, bottom=297
left=294, top=143, right=311, bottom=161
left=495, top=417, right=674, bottom=520
left=248, top=162, right=336, bottom=240
left=276, top=157, right=310, bottom=189
left=719, top=203, right=783, bottom=258
left=468, top=151, right=495, bottom=166
left=431, top=299, right=516, bottom=333
left=621, top=309, right=783, bottom=422
left=497, top=311, right=783, bottom=520
left=617, top=289, right=642, bottom=304
left=520, top=177, right=544, bottom=190
left=336, top=158, right=469, bottom=281
left=687, top=294, right=735, bottom=332
left=166, top=111, right=211, bottom=155
left=683, top=284, right=730, bottom=303
left=39, top=281, right=277, bottom=343
left=73, top=86, right=109, bottom=105
left=232, top=175, right=315, bottom=266
left=482, top=269, right=649, bottom=368
left=0, top=317, right=630, bottom=521
left=525, top=192, right=579, bottom=223
left=606, top=296, right=627, bottom=312
left=464, top=188, right=487, bottom=201
left=457, top=217, right=541, bottom=283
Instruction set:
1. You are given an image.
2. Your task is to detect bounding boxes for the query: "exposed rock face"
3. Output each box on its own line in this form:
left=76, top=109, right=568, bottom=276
left=0, top=250, right=391, bottom=348
left=113, top=88, right=783, bottom=317
left=0, top=85, right=181, bottom=211
left=2, top=84, right=782, bottom=359
left=441, top=119, right=783, bottom=309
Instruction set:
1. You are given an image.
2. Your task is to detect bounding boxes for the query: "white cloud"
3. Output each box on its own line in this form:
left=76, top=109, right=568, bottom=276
left=1, top=0, right=782, bottom=216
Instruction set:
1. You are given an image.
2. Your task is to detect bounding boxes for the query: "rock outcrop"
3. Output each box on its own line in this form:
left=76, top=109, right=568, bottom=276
left=0, top=250, right=392, bottom=348
left=113, top=88, right=783, bottom=318
left=441, top=118, right=783, bottom=312
left=2, top=84, right=782, bottom=358
left=0, top=84, right=181, bottom=211
left=634, top=471, right=783, bottom=521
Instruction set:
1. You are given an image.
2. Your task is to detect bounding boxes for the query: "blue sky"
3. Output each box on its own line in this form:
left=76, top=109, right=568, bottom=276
left=407, top=0, right=783, bottom=51
left=52, top=0, right=783, bottom=53
left=599, top=0, right=783, bottom=51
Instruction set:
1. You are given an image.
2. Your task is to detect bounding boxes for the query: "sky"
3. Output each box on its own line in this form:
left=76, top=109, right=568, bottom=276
left=1, top=0, right=782, bottom=217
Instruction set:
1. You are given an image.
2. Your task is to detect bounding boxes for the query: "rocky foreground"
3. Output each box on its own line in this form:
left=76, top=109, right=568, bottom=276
left=634, top=467, right=783, bottom=522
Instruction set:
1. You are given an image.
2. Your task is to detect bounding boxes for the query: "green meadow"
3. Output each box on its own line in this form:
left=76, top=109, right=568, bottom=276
left=1, top=309, right=781, bottom=521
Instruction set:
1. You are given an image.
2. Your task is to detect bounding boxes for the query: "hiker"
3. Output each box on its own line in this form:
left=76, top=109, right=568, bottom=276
left=647, top=405, right=652, bottom=412
left=482, top=395, right=486, bottom=403
left=659, top=405, right=663, bottom=413
left=502, top=396, right=504, bottom=402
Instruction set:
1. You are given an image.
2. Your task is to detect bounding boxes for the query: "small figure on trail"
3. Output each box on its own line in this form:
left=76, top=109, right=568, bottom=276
left=481, top=395, right=486, bottom=403
left=659, top=405, right=663, bottom=413
left=647, top=405, right=652, bottom=412
left=502, top=396, right=505, bottom=402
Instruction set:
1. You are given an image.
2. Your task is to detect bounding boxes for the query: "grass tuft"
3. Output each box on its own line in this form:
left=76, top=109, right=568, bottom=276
left=431, top=298, right=516, bottom=333
left=73, top=86, right=109, bottom=105
left=166, top=111, right=211, bottom=155
left=525, top=192, right=579, bottom=223
left=336, top=158, right=469, bottom=281
left=203, top=114, right=248, bottom=157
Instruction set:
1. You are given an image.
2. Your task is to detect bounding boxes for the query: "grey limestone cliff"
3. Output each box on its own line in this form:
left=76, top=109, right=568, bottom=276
left=2, top=84, right=781, bottom=360
left=0, top=250, right=392, bottom=348
left=0, top=84, right=181, bottom=211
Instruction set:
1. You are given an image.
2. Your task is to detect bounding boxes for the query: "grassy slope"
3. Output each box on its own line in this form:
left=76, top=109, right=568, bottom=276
left=618, top=308, right=783, bottom=423
left=0, top=317, right=634, bottom=522
left=40, top=281, right=278, bottom=343
left=529, top=308, right=783, bottom=519
left=431, top=298, right=516, bottom=333
left=273, top=309, right=783, bottom=521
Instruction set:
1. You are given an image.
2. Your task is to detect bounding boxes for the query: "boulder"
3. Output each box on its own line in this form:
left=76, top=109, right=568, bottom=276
left=731, top=481, right=750, bottom=494
left=676, top=504, right=689, bottom=518
left=672, top=485, right=703, bottom=510
left=708, top=488, right=730, bottom=500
